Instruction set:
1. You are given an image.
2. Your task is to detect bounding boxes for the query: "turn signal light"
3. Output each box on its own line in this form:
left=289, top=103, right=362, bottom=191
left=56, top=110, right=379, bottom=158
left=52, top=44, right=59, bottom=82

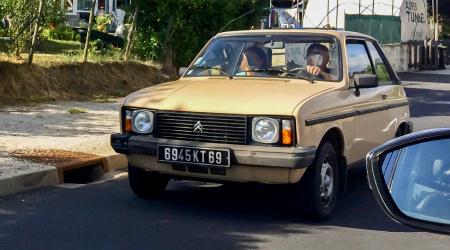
left=282, top=120, right=293, bottom=145
left=124, top=110, right=132, bottom=133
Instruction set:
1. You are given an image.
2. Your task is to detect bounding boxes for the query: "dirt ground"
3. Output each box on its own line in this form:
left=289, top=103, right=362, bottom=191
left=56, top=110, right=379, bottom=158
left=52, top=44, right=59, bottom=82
left=0, top=100, right=122, bottom=174
left=0, top=60, right=170, bottom=105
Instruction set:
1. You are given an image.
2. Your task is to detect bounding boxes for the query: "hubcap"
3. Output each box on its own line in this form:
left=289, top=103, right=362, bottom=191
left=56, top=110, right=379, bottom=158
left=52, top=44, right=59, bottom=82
left=320, top=158, right=334, bottom=208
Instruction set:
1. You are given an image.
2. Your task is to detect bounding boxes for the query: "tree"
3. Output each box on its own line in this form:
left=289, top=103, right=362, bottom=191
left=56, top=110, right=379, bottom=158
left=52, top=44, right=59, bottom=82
left=28, top=0, right=44, bottom=65
left=124, top=4, right=139, bottom=61
left=131, top=0, right=266, bottom=70
left=82, top=0, right=96, bottom=63
left=0, top=0, right=66, bottom=59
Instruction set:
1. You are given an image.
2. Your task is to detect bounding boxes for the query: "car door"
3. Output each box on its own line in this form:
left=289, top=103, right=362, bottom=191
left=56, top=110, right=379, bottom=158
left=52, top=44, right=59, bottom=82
left=345, top=38, right=398, bottom=162
left=365, top=40, right=409, bottom=137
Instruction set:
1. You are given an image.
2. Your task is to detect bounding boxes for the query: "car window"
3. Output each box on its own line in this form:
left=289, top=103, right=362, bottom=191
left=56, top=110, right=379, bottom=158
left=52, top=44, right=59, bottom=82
left=185, top=35, right=342, bottom=81
left=388, top=139, right=450, bottom=224
left=366, top=42, right=392, bottom=84
left=186, top=39, right=243, bottom=77
left=346, top=40, right=374, bottom=82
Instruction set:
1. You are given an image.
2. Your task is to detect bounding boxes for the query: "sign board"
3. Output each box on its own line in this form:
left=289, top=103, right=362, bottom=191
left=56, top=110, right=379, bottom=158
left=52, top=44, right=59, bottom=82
left=400, top=0, right=432, bottom=41
left=303, top=0, right=432, bottom=42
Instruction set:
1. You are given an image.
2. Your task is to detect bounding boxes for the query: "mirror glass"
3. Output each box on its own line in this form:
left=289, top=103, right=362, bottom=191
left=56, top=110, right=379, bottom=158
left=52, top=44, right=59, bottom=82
left=379, top=138, right=450, bottom=225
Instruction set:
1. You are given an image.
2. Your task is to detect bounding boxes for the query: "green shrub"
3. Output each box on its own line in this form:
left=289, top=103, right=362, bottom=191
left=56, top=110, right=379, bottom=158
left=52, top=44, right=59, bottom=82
left=133, top=30, right=160, bottom=61
left=42, top=24, right=78, bottom=41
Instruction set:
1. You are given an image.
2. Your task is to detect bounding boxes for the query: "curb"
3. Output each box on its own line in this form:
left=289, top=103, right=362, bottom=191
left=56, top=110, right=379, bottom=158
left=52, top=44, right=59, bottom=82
left=0, top=153, right=127, bottom=197
left=0, top=166, right=59, bottom=197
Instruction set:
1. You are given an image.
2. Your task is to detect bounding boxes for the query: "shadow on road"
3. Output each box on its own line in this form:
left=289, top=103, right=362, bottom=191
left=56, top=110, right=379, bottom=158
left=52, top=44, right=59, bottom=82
left=398, top=73, right=450, bottom=84
left=0, top=165, right=419, bottom=250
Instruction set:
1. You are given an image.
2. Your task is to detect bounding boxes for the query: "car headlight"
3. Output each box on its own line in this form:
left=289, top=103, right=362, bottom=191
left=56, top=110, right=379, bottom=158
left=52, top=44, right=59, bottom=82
left=252, top=118, right=279, bottom=143
left=132, top=110, right=154, bottom=134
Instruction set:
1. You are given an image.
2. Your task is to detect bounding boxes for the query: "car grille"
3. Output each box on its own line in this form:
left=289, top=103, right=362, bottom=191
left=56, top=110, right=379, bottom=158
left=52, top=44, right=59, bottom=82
left=154, top=112, right=248, bottom=145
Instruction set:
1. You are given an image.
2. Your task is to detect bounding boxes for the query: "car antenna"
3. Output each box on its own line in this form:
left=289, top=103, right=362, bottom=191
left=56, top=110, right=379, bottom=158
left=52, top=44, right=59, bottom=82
left=218, top=9, right=256, bottom=33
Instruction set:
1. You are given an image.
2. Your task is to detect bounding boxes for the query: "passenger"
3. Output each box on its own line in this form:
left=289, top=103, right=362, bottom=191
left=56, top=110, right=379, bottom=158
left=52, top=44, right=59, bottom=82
left=238, top=46, right=268, bottom=76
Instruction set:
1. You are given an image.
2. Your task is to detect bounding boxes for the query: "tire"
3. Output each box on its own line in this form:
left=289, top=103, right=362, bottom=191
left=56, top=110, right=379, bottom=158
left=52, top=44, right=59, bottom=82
left=296, top=142, right=339, bottom=221
left=395, top=124, right=409, bottom=138
left=128, top=164, right=169, bottom=198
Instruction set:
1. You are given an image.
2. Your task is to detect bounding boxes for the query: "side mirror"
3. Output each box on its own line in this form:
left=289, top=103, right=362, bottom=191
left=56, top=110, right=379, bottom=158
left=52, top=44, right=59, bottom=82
left=353, top=74, right=378, bottom=97
left=179, top=67, right=188, bottom=76
left=366, top=128, right=450, bottom=234
left=354, top=74, right=378, bottom=88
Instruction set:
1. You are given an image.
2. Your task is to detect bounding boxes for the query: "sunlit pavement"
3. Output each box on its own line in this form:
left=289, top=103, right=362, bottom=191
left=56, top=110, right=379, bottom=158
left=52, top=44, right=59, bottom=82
left=0, top=72, right=449, bottom=250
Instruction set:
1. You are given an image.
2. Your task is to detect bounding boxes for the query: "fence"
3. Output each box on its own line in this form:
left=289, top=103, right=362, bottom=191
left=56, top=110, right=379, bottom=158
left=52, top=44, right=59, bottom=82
left=345, top=14, right=401, bottom=44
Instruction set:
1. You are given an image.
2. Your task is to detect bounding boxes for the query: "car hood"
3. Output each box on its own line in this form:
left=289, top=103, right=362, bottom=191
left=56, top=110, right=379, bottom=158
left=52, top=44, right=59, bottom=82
left=123, top=77, right=335, bottom=115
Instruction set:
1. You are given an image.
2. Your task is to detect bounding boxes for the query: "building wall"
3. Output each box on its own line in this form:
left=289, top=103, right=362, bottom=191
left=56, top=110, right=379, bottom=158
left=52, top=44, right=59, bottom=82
left=66, top=0, right=115, bottom=15
left=381, top=43, right=410, bottom=73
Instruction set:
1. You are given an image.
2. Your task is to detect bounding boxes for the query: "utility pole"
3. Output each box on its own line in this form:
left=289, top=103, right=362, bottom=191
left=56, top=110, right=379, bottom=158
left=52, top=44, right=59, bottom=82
left=328, top=0, right=330, bottom=25
left=372, top=0, right=375, bottom=15
left=358, top=0, right=361, bottom=14
left=435, top=0, right=439, bottom=41
left=82, top=0, right=96, bottom=63
left=28, top=0, right=44, bottom=65
left=392, top=0, right=394, bottom=15
left=432, top=0, right=435, bottom=40
left=124, top=5, right=139, bottom=61
left=301, top=0, right=305, bottom=27
left=336, top=0, right=339, bottom=28
left=268, top=0, right=272, bottom=28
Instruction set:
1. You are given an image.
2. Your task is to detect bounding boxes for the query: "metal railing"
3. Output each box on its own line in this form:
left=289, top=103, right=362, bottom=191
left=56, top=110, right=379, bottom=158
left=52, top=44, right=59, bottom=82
left=407, top=41, right=447, bottom=70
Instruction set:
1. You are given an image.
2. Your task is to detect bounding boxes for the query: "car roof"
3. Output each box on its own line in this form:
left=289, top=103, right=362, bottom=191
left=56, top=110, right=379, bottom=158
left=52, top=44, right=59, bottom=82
left=217, top=29, right=376, bottom=41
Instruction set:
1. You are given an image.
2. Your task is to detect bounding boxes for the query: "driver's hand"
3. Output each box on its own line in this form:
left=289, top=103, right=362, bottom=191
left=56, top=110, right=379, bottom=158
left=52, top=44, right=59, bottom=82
left=306, top=65, right=321, bottom=76
left=240, top=54, right=250, bottom=72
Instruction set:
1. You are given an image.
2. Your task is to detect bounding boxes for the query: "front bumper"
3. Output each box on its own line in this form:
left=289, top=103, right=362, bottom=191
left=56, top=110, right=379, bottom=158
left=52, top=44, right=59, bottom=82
left=111, top=133, right=316, bottom=169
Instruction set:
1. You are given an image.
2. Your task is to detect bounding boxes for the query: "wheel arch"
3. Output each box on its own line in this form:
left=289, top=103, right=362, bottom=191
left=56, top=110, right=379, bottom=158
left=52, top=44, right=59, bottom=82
left=318, top=127, right=348, bottom=194
left=395, top=121, right=414, bottom=137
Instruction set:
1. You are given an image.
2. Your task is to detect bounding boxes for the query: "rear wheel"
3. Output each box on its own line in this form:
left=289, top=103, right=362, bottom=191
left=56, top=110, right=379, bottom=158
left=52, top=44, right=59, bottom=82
left=296, top=142, right=339, bottom=221
left=128, top=164, right=169, bottom=198
left=395, top=123, right=410, bottom=137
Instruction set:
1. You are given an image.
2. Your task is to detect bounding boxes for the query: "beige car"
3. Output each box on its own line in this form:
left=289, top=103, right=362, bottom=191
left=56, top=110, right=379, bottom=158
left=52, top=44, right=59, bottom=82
left=111, top=29, right=412, bottom=220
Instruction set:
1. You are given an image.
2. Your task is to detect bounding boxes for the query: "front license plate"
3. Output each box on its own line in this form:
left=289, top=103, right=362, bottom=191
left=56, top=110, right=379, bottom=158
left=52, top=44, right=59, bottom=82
left=157, top=145, right=231, bottom=168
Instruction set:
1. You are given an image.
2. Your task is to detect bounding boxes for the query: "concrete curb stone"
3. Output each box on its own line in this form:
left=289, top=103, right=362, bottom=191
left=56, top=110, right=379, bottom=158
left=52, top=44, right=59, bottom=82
left=0, top=166, right=58, bottom=197
left=0, top=154, right=127, bottom=197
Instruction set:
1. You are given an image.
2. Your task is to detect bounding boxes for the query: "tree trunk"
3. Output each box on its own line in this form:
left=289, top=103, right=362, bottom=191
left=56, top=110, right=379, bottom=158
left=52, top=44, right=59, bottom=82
left=82, top=0, right=97, bottom=63
left=124, top=5, right=139, bottom=61
left=162, top=16, right=174, bottom=73
left=27, top=0, right=44, bottom=65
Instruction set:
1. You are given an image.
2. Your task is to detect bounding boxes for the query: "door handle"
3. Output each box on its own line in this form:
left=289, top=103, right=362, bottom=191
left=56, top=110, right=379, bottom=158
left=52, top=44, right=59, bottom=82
left=381, top=94, right=387, bottom=100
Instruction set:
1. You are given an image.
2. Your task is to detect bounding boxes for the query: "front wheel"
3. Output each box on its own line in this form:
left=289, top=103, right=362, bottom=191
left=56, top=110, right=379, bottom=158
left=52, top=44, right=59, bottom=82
left=295, top=142, right=339, bottom=221
left=128, top=164, right=169, bottom=198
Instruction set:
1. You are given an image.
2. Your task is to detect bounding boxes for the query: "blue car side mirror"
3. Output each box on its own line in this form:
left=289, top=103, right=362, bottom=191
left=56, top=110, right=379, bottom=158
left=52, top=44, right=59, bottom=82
left=366, top=128, right=450, bottom=234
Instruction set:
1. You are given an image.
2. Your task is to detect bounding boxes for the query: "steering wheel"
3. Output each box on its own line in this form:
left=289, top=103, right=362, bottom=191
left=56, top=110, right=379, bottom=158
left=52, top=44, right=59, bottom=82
left=278, top=67, right=309, bottom=78
left=288, top=67, right=307, bottom=75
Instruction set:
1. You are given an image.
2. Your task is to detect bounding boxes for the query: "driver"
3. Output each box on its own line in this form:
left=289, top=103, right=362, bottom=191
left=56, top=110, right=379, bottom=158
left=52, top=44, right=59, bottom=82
left=306, top=43, right=332, bottom=80
left=238, top=46, right=268, bottom=76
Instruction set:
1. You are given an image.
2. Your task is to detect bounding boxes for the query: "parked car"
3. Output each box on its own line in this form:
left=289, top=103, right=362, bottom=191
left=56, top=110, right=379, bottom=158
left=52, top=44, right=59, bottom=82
left=111, top=29, right=412, bottom=220
left=367, top=128, right=450, bottom=234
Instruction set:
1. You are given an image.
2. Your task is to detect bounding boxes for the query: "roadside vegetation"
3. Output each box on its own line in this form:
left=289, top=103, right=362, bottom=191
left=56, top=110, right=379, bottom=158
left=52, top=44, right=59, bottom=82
left=0, top=0, right=265, bottom=105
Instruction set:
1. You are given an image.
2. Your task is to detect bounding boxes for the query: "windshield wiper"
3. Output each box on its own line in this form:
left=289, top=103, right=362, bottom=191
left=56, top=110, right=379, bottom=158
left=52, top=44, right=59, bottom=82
left=236, top=68, right=316, bottom=83
left=191, top=65, right=232, bottom=79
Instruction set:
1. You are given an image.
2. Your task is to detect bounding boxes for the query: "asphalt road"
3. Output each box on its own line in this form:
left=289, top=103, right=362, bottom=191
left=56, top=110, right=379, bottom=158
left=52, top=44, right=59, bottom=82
left=1, top=73, right=450, bottom=250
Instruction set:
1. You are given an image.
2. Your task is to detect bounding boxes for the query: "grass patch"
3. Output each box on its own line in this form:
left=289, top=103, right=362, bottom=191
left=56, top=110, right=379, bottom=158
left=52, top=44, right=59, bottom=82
left=37, top=39, right=81, bottom=54
left=0, top=38, right=9, bottom=52
left=68, top=108, right=87, bottom=114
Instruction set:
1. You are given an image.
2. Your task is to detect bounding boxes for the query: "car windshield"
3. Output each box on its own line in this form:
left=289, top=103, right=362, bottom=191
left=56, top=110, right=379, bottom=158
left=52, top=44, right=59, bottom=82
left=184, top=34, right=341, bottom=81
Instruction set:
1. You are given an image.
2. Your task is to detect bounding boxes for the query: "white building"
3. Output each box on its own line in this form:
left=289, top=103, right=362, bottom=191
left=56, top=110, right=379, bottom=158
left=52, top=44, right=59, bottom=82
left=303, top=0, right=432, bottom=42
left=65, top=0, right=130, bottom=17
